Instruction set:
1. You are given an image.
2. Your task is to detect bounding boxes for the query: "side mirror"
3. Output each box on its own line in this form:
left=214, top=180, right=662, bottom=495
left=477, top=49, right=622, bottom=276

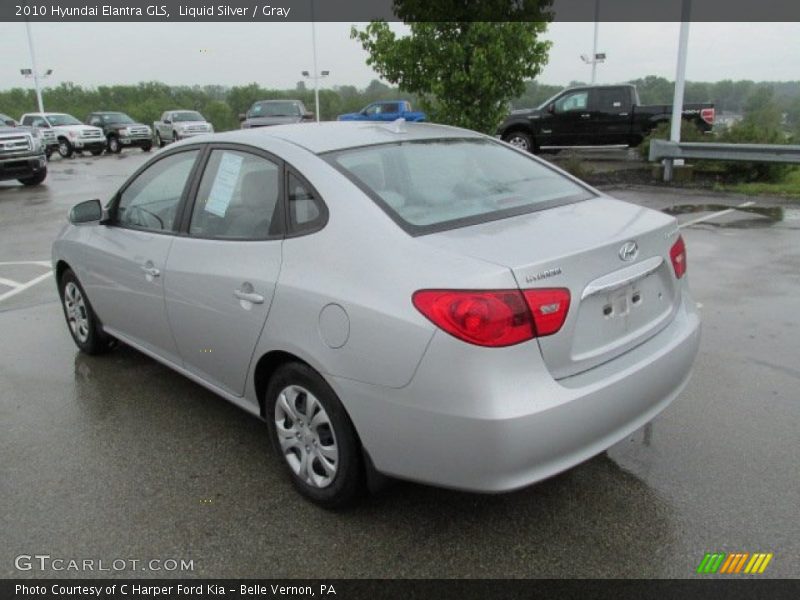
left=69, top=199, right=103, bottom=224
left=4, top=119, right=15, bottom=126
left=238, top=113, right=247, bottom=122
left=164, top=118, right=171, bottom=125
left=547, top=103, right=556, bottom=114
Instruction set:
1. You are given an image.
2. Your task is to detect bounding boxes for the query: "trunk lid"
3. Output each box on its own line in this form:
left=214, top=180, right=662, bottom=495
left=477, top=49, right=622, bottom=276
left=420, top=196, right=682, bottom=379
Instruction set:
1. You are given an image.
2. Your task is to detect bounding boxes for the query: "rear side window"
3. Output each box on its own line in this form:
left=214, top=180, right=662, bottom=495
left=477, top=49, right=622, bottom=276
left=326, top=139, right=592, bottom=235
left=189, top=149, right=281, bottom=240
left=287, top=172, right=325, bottom=234
left=595, top=88, right=628, bottom=112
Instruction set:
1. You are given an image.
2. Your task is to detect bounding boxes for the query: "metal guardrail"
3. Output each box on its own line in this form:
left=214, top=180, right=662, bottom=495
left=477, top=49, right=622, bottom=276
left=649, top=139, right=800, bottom=164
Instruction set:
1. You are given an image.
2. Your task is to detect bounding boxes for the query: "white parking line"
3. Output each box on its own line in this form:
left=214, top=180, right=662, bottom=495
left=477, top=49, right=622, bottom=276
left=678, top=201, right=756, bottom=229
left=0, top=261, right=54, bottom=303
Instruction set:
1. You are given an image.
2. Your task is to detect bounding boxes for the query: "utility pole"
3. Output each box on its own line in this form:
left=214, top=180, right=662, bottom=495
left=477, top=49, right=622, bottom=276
left=664, top=0, right=692, bottom=182
left=310, top=1, right=320, bottom=123
left=591, top=0, right=600, bottom=84
left=25, top=20, right=45, bottom=114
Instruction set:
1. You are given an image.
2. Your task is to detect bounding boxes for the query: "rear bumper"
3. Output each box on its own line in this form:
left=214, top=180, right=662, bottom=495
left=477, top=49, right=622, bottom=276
left=332, top=293, right=700, bottom=492
left=0, top=153, right=47, bottom=181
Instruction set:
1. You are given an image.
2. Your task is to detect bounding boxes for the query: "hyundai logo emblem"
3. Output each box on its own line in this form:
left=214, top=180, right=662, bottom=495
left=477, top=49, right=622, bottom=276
left=619, top=241, right=639, bottom=262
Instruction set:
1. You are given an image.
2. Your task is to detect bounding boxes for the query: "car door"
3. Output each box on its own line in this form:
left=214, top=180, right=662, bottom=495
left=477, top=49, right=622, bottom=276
left=163, top=146, right=284, bottom=396
left=377, top=102, right=401, bottom=121
left=362, top=103, right=381, bottom=121
left=548, top=89, right=592, bottom=146
left=78, top=148, right=202, bottom=364
left=589, top=86, right=633, bottom=145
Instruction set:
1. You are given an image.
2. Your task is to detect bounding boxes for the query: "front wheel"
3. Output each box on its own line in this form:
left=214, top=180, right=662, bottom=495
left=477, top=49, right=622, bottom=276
left=57, top=138, right=74, bottom=158
left=108, top=136, right=122, bottom=154
left=18, top=169, right=47, bottom=186
left=172, top=131, right=180, bottom=143
left=58, top=269, right=115, bottom=355
left=141, top=143, right=152, bottom=152
left=503, top=131, right=535, bottom=153
left=156, top=132, right=165, bottom=148
left=265, top=362, right=365, bottom=508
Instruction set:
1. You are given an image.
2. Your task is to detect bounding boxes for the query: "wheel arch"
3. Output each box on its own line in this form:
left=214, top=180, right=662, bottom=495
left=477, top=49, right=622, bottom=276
left=55, top=259, right=72, bottom=285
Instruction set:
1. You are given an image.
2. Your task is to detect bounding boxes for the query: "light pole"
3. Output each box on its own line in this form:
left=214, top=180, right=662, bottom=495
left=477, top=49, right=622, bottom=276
left=23, top=21, right=52, bottom=114
left=301, top=69, right=329, bottom=123
left=580, top=0, right=604, bottom=84
left=664, top=0, right=692, bottom=182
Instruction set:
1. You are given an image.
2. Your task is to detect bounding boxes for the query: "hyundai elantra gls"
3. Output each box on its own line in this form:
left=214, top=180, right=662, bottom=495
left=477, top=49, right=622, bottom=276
left=53, top=122, right=700, bottom=507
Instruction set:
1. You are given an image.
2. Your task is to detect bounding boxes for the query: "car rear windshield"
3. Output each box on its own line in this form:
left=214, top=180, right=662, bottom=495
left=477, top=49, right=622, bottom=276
left=325, top=138, right=593, bottom=234
left=173, top=111, right=204, bottom=122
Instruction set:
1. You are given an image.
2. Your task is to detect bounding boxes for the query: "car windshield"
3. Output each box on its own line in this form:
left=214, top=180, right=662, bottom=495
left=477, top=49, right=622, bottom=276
left=172, top=111, right=204, bottom=122
left=250, top=101, right=300, bottom=117
left=47, top=114, right=82, bottom=126
left=101, top=113, right=135, bottom=124
left=326, top=138, right=593, bottom=234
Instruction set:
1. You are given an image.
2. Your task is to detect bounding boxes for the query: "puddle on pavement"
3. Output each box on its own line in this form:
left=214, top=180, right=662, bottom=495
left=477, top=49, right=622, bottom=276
left=662, top=203, right=795, bottom=228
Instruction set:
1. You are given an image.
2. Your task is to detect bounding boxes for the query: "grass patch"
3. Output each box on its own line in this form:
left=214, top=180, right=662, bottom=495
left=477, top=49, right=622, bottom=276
left=714, top=168, right=800, bottom=198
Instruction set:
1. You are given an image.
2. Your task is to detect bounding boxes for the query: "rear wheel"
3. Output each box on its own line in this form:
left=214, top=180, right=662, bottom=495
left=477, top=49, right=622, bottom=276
left=57, top=138, right=73, bottom=158
left=503, top=130, right=535, bottom=153
left=58, top=269, right=115, bottom=355
left=18, top=169, right=47, bottom=186
left=265, top=362, right=365, bottom=508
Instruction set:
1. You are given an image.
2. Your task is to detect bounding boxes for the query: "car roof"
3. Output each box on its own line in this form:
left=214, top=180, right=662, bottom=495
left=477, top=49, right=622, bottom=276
left=209, top=121, right=483, bottom=154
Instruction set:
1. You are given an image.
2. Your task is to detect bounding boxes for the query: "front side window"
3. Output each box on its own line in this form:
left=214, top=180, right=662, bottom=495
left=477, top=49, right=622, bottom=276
left=364, top=104, right=380, bottom=116
left=327, top=139, right=592, bottom=234
left=189, top=150, right=281, bottom=240
left=116, top=150, right=199, bottom=232
left=555, top=91, right=589, bottom=113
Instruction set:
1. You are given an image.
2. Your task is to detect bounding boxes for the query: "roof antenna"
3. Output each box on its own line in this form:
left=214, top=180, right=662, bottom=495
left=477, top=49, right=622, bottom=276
left=386, top=118, right=407, bottom=134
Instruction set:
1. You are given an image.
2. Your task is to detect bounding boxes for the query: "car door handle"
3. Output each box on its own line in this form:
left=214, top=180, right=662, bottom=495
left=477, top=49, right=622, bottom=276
left=233, top=289, right=265, bottom=304
left=140, top=265, right=160, bottom=277
left=580, top=113, right=591, bottom=119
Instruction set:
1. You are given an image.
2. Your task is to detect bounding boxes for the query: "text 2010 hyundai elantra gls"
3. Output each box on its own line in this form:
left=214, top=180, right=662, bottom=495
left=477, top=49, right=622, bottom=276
left=53, top=122, right=700, bottom=507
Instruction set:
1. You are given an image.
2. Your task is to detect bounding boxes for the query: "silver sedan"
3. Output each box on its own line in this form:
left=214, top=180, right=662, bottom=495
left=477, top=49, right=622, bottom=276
left=52, top=122, right=700, bottom=507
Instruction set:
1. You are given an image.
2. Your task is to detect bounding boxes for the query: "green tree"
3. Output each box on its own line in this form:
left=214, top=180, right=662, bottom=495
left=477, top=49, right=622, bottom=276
left=352, top=15, right=551, bottom=133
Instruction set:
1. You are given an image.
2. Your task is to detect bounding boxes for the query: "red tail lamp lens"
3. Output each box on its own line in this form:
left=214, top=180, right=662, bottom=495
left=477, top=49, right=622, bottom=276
left=670, top=235, right=687, bottom=279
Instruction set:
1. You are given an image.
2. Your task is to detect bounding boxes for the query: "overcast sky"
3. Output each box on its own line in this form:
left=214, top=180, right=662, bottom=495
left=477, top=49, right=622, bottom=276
left=0, top=22, right=798, bottom=92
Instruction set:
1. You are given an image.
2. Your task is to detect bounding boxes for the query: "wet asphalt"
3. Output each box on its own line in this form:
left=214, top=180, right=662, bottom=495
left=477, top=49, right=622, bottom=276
left=1, top=151, right=799, bottom=578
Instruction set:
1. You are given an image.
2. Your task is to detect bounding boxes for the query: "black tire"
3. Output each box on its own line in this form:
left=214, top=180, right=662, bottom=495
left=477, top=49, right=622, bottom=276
left=108, top=136, right=122, bottom=154
left=502, top=130, right=535, bottom=153
left=172, top=131, right=180, bottom=143
left=18, top=168, right=47, bottom=186
left=265, top=362, right=365, bottom=508
left=45, top=149, right=52, bottom=160
left=58, top=268, right=115, bottom=355
left=156, top=132, right=165, bottom=148
left=57, top=138, right=74, bottom=158
left=141, top=143, right=152, bottom=152
left=90, top=149, right=103, bottom=156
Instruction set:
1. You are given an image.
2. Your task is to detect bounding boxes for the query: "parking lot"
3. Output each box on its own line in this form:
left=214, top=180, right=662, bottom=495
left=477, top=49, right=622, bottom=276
left=1, top=151, right=799, bottom=578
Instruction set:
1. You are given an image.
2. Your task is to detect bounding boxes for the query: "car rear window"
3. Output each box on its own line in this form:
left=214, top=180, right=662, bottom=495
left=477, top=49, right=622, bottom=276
left=325, top=138, right=593, bottom=235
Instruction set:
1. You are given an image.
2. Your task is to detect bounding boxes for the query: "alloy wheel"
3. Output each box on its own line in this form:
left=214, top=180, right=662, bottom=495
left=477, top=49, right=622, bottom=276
left=63, top=281, right=90, bottom=343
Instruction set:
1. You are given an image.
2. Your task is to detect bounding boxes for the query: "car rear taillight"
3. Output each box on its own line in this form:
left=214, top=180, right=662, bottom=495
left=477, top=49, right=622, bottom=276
left=523, top=288, right=571, bottom=336
left=670, top=235, right=687, bottom=279
left=412, top=288, right=570, bottom=347
left=701, top=107, right=715, bottom=125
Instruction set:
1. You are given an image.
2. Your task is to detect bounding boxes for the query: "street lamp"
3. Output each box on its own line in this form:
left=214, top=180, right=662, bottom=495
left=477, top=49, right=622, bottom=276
left=302, top=69, right=329, bottom=123
left=580, top=0, right=604, bottom=84
left=22, top=21, right=52, bottom=114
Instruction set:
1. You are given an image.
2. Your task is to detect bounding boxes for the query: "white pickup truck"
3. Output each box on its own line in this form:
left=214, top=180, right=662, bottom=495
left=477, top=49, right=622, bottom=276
left=20, top=112, right=105, bottom=158
left=152, top=110, right=213, bottom=147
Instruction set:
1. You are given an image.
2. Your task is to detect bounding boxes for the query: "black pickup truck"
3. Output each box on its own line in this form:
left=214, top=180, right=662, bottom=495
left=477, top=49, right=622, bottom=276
left=497, top=84, right=715, bottom=153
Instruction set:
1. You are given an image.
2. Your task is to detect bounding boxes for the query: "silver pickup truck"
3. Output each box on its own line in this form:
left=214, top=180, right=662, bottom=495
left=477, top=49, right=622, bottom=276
left=2, top=112, right=57, bottom=158
left=0, top=122, right=48, bottom=186
left=152, top=110, right=213, bottom=147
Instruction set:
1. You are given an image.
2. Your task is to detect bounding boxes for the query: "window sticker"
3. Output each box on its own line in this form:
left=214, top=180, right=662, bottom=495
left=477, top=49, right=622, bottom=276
left=205, top=152, right=244, bottom=217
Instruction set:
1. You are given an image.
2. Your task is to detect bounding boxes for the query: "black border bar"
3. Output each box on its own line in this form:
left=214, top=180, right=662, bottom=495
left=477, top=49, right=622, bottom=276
left=5, top=579, right=800, bottom=600
left=3, top=0, right=800, bottom=22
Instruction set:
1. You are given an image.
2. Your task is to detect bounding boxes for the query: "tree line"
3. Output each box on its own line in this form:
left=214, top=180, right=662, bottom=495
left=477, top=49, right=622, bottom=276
left=1, top=76, right=798, bottom=135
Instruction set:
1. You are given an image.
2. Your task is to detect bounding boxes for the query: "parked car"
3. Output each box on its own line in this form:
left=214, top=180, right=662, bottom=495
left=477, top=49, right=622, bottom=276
left=53, top=122, right=700, bottom=507
left=20, top=112, right=105, bottom=158
left=5, top=111, right=57, bottom=158
left=239, top=100, right=314, bottom=128
left=338, top=100, right=426, bottom=122
left=497, top=84, right=715, bottom=153
left=153, top=110, right=213, bottom=147
left=86, top=111, right=153, bottom=154
left=0, top=122, right=48, bottom=186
